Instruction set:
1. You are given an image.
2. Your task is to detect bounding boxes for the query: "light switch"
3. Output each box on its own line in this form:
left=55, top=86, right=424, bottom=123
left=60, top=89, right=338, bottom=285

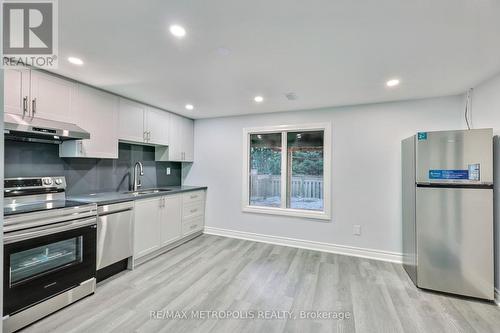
left=166, top=167, right=171, bottom=175
left=353, top=225, right=361, bottom=236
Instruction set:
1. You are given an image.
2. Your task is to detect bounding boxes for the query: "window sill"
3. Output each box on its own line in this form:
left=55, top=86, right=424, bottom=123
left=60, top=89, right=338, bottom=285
left=242, top=205, right=331, bottom=221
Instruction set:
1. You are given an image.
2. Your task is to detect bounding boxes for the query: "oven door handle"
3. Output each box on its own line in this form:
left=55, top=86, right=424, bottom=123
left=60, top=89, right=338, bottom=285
left=4, top=217, right=97, bottom=244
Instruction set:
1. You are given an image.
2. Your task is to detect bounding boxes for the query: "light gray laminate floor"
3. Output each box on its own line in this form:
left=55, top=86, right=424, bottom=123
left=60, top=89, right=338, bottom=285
left=23, top=234, right=500, bottom=333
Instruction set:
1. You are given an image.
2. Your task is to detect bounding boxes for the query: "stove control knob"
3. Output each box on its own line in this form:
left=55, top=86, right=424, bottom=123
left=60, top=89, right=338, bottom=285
left=55, top=178, right=63, bottom=185
left=43, top=178, right=53, bottom=186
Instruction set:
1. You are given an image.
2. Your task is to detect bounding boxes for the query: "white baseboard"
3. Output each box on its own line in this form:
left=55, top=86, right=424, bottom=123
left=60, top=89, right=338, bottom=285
left=204, top=226, right=402, bottom=264
left=495, top=288, right=500, bottom=306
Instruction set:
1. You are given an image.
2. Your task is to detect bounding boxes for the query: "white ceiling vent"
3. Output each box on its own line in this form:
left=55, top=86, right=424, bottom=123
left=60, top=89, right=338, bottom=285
left=285, top=92, right=298, bottom=101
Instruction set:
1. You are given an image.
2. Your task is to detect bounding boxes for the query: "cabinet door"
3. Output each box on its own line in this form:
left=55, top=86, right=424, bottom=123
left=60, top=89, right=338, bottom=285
left=160, top=195, right=182, bottom=246
left=168, top=113, right=183, bottom=161
left=182, top=117, right=194, bottom=162
left=30, top=70, right=76, bottom=122
left=134, top=197, right=162, bottom=258
left=4, top=68, right=30, bottom=117
left=59, top=85, right=119, bottom=158
left=145, top=107, right=170, bottom=146
left=118, top=98, right=146, bottom=143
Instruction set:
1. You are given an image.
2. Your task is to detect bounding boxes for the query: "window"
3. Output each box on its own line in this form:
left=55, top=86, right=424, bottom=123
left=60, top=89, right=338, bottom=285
left=243, top=123, right=331, bottom=220
left=249, top=133, right=282, bottom=207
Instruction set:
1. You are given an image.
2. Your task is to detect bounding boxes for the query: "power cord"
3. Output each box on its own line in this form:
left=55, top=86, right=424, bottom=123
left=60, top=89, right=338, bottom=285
left=465, top=88, right=473, bottom=130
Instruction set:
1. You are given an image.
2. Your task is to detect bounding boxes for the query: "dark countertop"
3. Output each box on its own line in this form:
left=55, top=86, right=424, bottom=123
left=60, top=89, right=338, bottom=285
left=68, top=186, right=207, bottom=206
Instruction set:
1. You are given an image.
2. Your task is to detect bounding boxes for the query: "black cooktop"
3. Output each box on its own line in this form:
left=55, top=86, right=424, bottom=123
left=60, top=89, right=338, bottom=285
left=4, top=200, right=89, bottom=216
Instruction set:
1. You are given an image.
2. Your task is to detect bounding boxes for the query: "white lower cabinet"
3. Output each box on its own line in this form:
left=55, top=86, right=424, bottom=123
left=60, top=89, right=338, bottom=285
left=182, top=216, right=204, bottom=236
left=181, top=190, right=205, bottom=236
left=161, top=195, right=182, bottom=246
left=133, top=197, right=162, bottom=258
left=134, top=190, right=205, bottom=261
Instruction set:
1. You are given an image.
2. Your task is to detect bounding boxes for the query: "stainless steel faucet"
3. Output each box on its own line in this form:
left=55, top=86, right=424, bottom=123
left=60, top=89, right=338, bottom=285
left=132, top=161, right=144, bottom=191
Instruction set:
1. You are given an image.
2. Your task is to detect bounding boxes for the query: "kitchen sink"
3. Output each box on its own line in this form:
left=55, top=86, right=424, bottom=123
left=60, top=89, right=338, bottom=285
left=123, top=188, right=173, bottom=196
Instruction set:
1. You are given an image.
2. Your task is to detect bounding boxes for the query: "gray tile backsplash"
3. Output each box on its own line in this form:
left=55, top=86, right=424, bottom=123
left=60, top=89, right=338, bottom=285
left=4, top=140, right=182, bottom=195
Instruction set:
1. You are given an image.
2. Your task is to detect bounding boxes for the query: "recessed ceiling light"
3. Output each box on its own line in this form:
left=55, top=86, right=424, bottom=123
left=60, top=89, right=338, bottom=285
left=185, top=104, right=194, bottom=110
left=254, top=96, right=264, bottom=103
left=67, top=57, right=84, bottom=65
left=386, top=79, right=400, bottom=87
left=169, top=25, right=186, bottom=38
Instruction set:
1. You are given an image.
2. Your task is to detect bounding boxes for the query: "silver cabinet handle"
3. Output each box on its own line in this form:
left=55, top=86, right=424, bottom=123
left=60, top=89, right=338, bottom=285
left=148, top=131, right=151, bottom=141
left=190, top=195, right=197, bottom=199
left=31, top=98, right=36, bottom=118
left=190, top=208, right=197, bottom=213
left=79, top=141, right=83, bottom=154
left=190, top=224, right=198, bottom=229
left=144, top=131, right=148, bottom=142
left=22, top=96, right=28, bottom=117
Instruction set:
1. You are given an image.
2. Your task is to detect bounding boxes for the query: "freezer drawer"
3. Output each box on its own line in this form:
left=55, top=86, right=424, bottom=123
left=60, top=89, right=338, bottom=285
left=416, top=129, right=493, bottom=184
left=416, top=186, right=493, bottom=300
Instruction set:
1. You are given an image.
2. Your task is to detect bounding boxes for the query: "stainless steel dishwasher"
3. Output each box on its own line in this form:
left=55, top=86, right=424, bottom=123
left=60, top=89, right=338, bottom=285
left=96, top=201, right=134, bottom=280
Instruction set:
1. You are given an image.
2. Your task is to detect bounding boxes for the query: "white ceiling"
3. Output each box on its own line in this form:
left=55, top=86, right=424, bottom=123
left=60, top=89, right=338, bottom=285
left=54, top=0, right=500, bottom=119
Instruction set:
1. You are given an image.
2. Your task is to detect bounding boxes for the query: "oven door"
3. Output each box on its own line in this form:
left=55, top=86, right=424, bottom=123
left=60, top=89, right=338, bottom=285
left=3, top=217, right=97, bottom=316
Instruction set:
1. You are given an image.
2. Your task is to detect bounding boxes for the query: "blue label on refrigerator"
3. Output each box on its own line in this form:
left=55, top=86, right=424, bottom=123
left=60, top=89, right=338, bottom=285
left=417, top=132, right=427, bottom=140
left=429, top=170, right=469, bottom=180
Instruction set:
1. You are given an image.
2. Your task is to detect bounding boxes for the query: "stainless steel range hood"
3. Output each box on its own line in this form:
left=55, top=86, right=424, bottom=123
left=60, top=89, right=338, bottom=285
left=4, top=113, right=90, bottom=144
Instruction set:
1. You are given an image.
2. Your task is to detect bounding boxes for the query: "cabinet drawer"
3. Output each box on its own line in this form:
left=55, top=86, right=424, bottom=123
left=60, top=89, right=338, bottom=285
left=182, top=201, right=204, bottom=220
left=182, top=190, right=205, bottom=204
left=182, top=216, right=204, bottom=236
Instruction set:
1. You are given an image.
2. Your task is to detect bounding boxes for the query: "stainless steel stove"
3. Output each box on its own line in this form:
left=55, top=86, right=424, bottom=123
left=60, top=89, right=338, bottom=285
left=3, top=177, right=97, bottom=333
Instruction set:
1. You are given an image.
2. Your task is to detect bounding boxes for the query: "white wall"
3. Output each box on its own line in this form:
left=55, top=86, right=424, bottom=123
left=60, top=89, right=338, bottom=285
left=468, top=72, right=500, bottom=293
left=185, top=96, right=464, bottom=257
left=470, top=73, right=500, bottom=132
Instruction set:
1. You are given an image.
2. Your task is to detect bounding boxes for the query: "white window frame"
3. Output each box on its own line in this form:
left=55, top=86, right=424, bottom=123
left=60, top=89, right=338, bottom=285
left=242, top=122, right=332, bottom=221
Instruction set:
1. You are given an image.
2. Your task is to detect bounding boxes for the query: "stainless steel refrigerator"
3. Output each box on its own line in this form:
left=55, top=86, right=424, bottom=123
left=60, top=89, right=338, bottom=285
left=402, top=128, right=494, bottom=300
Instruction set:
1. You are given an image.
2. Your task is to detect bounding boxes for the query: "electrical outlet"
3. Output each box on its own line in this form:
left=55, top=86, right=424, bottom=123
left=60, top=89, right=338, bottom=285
left=353, top=225, right=361, bottom=236
left=166, top=167, right=171, bottom=175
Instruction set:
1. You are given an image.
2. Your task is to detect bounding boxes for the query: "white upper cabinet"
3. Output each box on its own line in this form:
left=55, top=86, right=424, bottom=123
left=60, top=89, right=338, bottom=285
left=4, top=69, right=76, bottom=123
left=145, top=106, right=170, bottom=145
left=4, top=68, right=30, bottom=117
left=4, top=69, right=193, bottom=161
left=118, top=99, right=170, bottom=146
left=59, top=85, right=119, bottom=158
left=165, top=114, right=194, bottom=162
left=182, top=117, right=194, bottom=162
left=29, top=70, right=76, bottom=123
left=118, top=98, right=147, bottom=143
left=168, top=113, right=183, bottom=161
